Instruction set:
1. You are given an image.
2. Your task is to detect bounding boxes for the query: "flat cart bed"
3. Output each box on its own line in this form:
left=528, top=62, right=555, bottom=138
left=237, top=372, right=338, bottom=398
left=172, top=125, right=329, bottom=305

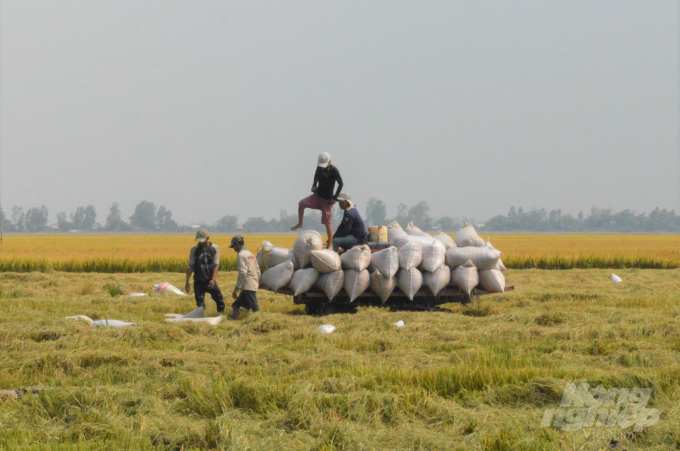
left=261, top=284, right=514, bottom=315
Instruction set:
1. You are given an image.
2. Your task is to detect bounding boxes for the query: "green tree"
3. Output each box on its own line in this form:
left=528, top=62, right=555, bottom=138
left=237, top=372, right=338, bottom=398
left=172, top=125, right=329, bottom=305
left=130, top=201, right=157, bottom=229
left=215, top=214, right=239, bottom=232
left=25, top=206, right=49, bottom=232
left=106, top=203, right=125, bottom=231
left=365, top=198, right=387, bottom=226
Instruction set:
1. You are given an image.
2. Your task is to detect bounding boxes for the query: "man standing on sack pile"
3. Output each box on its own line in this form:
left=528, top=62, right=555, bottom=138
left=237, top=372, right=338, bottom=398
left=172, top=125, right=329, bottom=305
left=185, top=229, right=225, bottom=313
left=333, top=193, right=367, bottom=253
left=291, top=152, right=343, bottom=249
left=229, top=235, right=261, bottom=320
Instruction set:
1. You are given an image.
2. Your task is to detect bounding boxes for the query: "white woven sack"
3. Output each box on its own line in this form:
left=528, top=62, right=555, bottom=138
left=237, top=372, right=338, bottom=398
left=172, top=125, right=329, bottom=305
left=260, top=260, right=295, bottom=292
left=294, top=230, right=323, bottom=268
left=289, top=268, right=320, bottom=296
left=405, top=221, right=432, bottom=238
left=479, top=269, right=505, bottom=293
left=423, top=265, right=451, bottom=296
left=311, top=249, right=342, bottom=274
left=397, top=268, right=423, bottom=300
left=454, top=222, right=485, bottom=248
left=258, top=244, right=298, bottom=271
left=392, top=236, right=445, bottom=273
left=387, top=220, right=407, bottom=243
left=343, top=269, right=370, bottom=302
left=398, top=241, right=423, bottom=271
left=445, top=243, right=501, bottom=270
left=370, top=246, right=399, bottom=278
left=433, top=231, right=456, bottom=250
left=340, top=244, right=371, bottom=271
left=369, top=271, right=396, bottom=303
left=451, top=260, right=479, bottom=295
left=494, top=259, right=507, bottom=272
left=316, top=270, right=344, bottom=300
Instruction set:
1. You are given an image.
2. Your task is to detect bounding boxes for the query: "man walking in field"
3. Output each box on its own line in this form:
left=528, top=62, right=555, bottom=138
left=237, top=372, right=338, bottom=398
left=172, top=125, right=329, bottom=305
left=291, top=152, right=343, bottom=249
left=185, top=229, right=225, bottom=313
left=229, top=235, right=261, bottom=320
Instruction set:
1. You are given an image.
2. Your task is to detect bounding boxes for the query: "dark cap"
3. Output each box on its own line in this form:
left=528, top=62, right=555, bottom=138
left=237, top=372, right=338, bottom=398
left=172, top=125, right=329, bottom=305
left=229, top=235, right=244, bottom=248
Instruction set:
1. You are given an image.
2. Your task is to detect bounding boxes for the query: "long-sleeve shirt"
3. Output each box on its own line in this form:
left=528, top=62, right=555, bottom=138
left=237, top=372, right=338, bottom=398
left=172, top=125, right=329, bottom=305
left=188, top=243, right=220, bottom=282
left=334, top=207, right=367, bottom=240
left=313, top=164, right=343, bottom=200
left=235, top=248, right=261, bottom=291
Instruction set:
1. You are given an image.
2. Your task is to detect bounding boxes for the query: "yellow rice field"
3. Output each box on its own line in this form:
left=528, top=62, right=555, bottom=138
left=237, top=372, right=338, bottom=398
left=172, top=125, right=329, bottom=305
left=1, top=233, right=679, bottom=271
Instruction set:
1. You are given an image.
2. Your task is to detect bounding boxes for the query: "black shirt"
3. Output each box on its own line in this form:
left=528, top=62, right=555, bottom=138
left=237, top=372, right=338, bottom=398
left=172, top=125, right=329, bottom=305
left=188, top=243, right=220, bottom=282
left=313, top=164, right=343, bottom=200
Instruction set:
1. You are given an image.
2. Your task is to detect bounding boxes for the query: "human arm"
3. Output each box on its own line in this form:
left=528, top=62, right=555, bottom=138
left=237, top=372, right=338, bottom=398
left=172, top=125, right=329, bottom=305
left=312, top=167, right=319, bottom=192
left=209, top=246, right=220, bottom=288
left=185, top=268, right=193, bottom=293
left=334, top=211, right=353, bottom=239
left=333, top=168, right=344, bottom=200
left=234, top=253, right=247, bottom=296
left=186, top=247, right=196, bottom=292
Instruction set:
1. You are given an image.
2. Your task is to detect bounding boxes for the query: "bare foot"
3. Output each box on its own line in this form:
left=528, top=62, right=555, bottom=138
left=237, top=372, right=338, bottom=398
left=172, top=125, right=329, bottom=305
left=290, top=224, right=303, bottom=231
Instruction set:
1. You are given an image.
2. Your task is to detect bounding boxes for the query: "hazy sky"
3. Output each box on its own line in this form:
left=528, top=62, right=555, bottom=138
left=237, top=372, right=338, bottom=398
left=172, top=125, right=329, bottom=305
left=1, top=1, right=677, bottom=225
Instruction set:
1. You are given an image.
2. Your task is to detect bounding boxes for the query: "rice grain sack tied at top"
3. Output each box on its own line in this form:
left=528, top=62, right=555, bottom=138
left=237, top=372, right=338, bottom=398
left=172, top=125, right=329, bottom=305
left=311, top=249, right=342, bottom=274
left=370, top=271, right=397, bottom=303
left=294, top=230, right=323, bottom=268
left=423, top=264, right=451, bottom=296
left=432, top=231, right=456, bottom=250
left=340, top=244, right=372, bottom=271
left=370, top=246, right=399, bottom=278
left=454, top=222, right=485, bottom=248
left=316, top=270, right=344, bottom=300
left=257, top=242, right=298, bottom=271
left=451, top=260, right=478, bottom=295
left=398, top=241, right=423, bottom=271
left=479, top=269, right=505, bottom=293
left=397, top=268, right=423, bottom=301
left=405, top=221, right=432, bottom=238
left=260, top=260, right=295, bottom=293
left=343, top=269, right=370, bottom=302
left=387, top=221, right=407, bottom=243
left=393, top=236, right=446, bottom=273
left=288, top=268, right=320, bottom=296
left=445, top=243, right=501, bottom=270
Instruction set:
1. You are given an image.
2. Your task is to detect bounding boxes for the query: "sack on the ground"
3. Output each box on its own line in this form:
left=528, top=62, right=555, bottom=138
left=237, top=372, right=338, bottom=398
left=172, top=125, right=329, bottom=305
left=388, top=220, right=407, bottom=243
left=451, top=260, right=479, bottom=295
left=340, top=244, right=371, bottom=271
left=316, top=270, right=344, bottom=300
left=392, top=236, right=445, bottom=272
left=479, top=269, right=505, bottom=293
left=423, top=265, right=451, bottom=296
left=370, top=271, right=396, bottom=303
left=260, top=260, right=295, bottom=292
left=445, top=243, right=501, bottom=270
left=405, top=221, right=432, bottom=238
left=294, top=230, right=324, bottom=268
left=397, top=268, right=423, bottom=300
left=257, top=243, right=298, bottom=271
left=311, top=249, right=342, bottom=274
left=454, top=222, right=485, bottom=247
left=370, top=246, right=399, bottom=278
left=433, top=231, right=456, bottom=250
left=153, top=282, right=186, bottom=296
left=289, top=268, right=320, bottom=296
left=398, top=241, right=423, bottom=271
left=343, top=269, right=370, bottom=302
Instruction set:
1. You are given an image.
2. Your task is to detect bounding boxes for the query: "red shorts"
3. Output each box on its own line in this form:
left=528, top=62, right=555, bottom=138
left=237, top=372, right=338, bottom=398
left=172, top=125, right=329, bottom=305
left=299, top=194, right=333, bottom=225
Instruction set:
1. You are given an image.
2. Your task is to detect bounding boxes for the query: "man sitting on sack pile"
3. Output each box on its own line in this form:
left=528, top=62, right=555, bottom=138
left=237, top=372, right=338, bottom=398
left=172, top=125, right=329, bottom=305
left=332, top=193, right=367, bottom=253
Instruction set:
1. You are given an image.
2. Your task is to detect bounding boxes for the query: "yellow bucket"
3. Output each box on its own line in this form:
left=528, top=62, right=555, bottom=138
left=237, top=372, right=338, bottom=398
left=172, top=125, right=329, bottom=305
left=368, top=226, right=388, bottom=243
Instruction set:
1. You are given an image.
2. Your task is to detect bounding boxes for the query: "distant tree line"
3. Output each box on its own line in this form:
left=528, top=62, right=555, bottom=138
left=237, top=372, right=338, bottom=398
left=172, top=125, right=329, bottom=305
left=482, top=207, right=680, bottom=232
left=0, top=201, right=178, bottom=233
left=3, top=200, right=680, bottom=233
